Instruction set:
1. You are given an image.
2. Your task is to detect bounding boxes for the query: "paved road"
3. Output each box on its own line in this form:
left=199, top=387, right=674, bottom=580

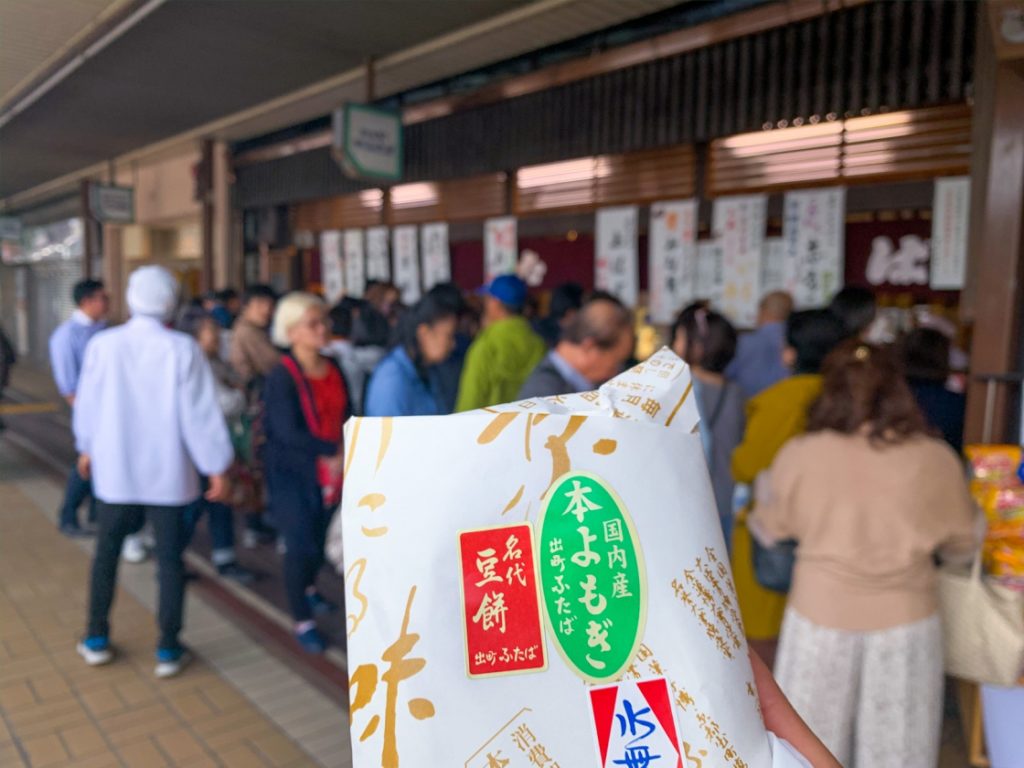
left=1, top=365, right=349, bottom=663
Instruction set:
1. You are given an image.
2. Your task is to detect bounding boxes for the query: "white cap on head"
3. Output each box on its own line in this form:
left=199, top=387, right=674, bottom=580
left=126, top=265, right=179, bottom=321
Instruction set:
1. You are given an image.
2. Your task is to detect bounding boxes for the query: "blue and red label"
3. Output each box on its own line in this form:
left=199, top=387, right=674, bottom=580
left=589, top=678, right=683, bottom=768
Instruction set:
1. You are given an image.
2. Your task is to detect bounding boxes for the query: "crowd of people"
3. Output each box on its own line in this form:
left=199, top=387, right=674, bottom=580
left=671, top=286, right=976, bottom=768
left=42, top=265, right=977, bottom=765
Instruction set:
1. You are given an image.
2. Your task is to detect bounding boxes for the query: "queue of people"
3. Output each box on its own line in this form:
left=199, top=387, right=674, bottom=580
left=51, top=263, right=977, bottom=768
left=669, top=286, right=977, bottom=768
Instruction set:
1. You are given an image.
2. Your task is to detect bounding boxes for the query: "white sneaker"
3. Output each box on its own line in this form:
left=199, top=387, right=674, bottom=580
left=154, top=649, right=191, bottom=679
left=77, top=639, right=113, bottom=666
left=139, top=527, right=156, bottom=550
left=121, top=535, right=147, bottom=564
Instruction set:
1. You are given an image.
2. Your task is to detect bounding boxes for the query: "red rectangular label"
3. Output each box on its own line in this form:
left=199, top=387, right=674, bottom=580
left=459, top=523, right=546, bottom=678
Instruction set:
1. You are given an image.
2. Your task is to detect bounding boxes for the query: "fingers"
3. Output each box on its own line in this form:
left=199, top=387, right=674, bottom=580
left=204, top=475, right=229, bottom=502
left=749, top=649, right=841, bottom=768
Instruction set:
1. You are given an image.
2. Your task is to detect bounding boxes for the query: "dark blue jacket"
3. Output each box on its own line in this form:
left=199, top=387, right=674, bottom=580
left=429, top=332, right=470, bottom=414
left=910, top=379, right=965, bottom=453
left=261, top=356, right=348, bottom=548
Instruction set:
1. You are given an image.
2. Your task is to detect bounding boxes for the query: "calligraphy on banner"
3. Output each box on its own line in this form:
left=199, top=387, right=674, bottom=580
left=930, top=177, right=970, bottom=290
left=366, top=226, right=391, bottom=282
left=713, top=195, right=766, bottom=327
left=648, top=200, right=697, bottom=324
left=344, top=229, right=365, bottom=298
left=421, top=222, right=451, bottom=291
left=319, top=230, right=345, bottom=304
left=846, top=217, right=938, bottom=293
left=595, top=206, right=639, bottom=308
left=694, top=240, right=725, bottom=310
left=392, top=225, right=421, bottom=304
left=485, top=217, right=518, bottom=283
left=760, top=238, right=786, bottom=294
left=458, top=523, right=546, bottom=678
left=783, top=187, right=846, bottom=308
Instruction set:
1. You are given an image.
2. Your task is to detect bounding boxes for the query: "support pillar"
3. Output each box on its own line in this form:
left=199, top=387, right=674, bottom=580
left=212, top=140, right=234, bottom=288
left=199, top=139, right=215, bottom=293
left=102, top=224, right=126, bottom=321
left=80, top=180, right=95, bottom=280
left=962, top=1, right=1024, bottom=443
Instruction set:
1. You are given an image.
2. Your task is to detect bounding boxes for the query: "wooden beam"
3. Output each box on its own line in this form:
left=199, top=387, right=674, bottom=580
left=963, top=2, right=1024, bottom=443
left=234, top=0, right=871, bottom=168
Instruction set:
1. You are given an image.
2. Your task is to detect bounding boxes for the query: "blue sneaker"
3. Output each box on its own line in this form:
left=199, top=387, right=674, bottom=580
left=154, top=647, right=191, bottom=679
left=77, top=636, right=113, bottom=666
left=306, top=592, right=336, bottom=617
left=295, top=627, right=326, bottom=654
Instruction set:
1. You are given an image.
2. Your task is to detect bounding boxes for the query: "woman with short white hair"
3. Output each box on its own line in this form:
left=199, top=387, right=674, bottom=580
left=263, top=292, right=350, bottom=653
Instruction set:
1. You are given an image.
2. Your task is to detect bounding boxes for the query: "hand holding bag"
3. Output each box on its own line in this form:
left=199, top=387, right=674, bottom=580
left=939, top=553, right=1024, bottom=687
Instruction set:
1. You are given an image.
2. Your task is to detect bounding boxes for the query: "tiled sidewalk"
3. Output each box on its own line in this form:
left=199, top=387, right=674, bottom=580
left=0, top=443, right=352, bottom=768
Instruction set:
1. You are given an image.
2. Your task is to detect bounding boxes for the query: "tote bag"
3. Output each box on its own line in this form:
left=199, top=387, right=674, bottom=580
left=939, top=554, right=1024, bottom=687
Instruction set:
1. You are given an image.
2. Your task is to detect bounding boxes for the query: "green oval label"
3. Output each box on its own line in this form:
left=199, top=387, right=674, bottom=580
left=537, top=471, right=646, bottom=683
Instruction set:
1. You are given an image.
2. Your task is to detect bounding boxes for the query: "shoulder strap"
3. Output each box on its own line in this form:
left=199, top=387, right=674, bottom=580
left=324, top=357, right=352, bottom=421
left=280, top=355, right=321, bottom=437
left=701, top=385, right=730, bottom=478
left=706, top=385, right=729, bottom=431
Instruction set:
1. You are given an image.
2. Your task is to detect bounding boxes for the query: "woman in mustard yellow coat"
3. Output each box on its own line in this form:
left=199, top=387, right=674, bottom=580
left=730, top=309, right=847, bottom=652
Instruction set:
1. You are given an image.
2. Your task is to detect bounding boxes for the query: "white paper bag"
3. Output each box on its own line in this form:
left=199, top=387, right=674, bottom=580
left=338, top=349, right=774, bottom=768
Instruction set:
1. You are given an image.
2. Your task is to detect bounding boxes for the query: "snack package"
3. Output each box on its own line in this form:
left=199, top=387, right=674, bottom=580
left=989, top=486, right=1024, bottom=524
left=966, top=445, right=1023, bottom=497
left=337, top=348, right=790, bottom=767
left=984, top=517, right=1024, bottom=587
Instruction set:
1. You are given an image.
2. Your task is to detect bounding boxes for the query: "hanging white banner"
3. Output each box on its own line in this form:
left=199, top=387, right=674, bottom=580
left=761, top=237, right=787, bottom=294
left=782, top=187, right=846, bottom=308
left=420, top=222, right=451, bottom=290
left=392, top=225, right=421, bottom=304
left=930, top=177, right=971, bottom=290
left=365, top=226, right=391, bottom=282
left=595, top=206, right=639, bottom=307
left=319, top=230, right=345, bottom=305
left=695, top=240, right=725, bottom=310
left=343, top=229, right=366, bottom=298
left=484, top=216, right=518, bottom=283
left=648, top=200, right=697, bottom=324
left=713, top=195, right=766, bottom=327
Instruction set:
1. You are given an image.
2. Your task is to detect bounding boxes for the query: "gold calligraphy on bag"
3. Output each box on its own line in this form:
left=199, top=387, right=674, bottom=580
left=671, top=547, right=743, bottom=660
left=349, top=586, right=435, bottom=767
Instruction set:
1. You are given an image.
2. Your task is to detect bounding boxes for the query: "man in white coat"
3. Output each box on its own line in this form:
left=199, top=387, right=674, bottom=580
left=74, top=266, right=234, bottom=678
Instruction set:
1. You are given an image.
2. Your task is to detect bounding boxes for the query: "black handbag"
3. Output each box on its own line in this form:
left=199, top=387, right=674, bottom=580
left=752, top=536, right=797, bottom=593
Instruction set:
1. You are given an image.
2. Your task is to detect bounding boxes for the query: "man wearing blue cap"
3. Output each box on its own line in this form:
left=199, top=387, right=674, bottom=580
left=455, top=275, right=545, bottom=411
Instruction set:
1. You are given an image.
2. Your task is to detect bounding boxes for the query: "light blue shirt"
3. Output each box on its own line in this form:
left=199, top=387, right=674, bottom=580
left=73, top=316, right=233, bottom=505
left=48, top=310, right=107, bottom=397
left=724, top=321, right=790, bottom=399
left=364, top=346, right=443, bottom=417
left=546, top=350, right=593, bottom=393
